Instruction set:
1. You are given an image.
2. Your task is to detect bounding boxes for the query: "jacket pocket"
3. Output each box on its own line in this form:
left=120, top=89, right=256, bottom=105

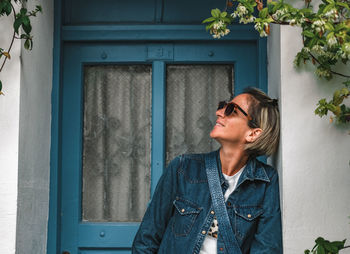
left=234, top=206, right=263, bottom=240
left=172, top=197, right=202, bottom=237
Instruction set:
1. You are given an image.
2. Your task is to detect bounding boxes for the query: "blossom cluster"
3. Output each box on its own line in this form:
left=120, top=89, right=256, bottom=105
left=231, top=4, right=256, bottom=24
left=254, top=22, right=269, bottom=37
left=210, top=20, right=230, bottom=38
left=311, top=19, right=326, bottom=33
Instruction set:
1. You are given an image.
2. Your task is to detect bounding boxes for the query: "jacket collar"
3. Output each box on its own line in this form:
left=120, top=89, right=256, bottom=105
left=215, top=149, right=270, bottom=187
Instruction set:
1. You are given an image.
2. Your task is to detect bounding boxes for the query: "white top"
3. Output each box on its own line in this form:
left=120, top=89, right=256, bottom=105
left=199, top=166, right=245, bottom=254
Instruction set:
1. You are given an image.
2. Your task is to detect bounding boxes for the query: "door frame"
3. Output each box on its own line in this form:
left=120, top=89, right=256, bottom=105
left=47, top=1, right=267, bottom=253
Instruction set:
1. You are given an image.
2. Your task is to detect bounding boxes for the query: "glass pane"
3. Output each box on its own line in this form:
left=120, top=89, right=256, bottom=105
left=166, top=65, right=234, bottom=165
left=82, top=65, right=152, bottom=222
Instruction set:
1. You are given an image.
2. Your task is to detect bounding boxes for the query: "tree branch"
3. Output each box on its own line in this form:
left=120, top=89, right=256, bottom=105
left=309, top=52, right=350, bottom=78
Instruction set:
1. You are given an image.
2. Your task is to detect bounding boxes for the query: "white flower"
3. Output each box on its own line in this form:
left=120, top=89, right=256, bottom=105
left=237, top=5, right=248, bottom=15
left=272, top=8, right=287, bottom=21
left=254, top=23, right=261, bottom=30
left=327, top=36, right=337, bottom=47
left=312, top=45, right=325, bottom=55
left=302, top=47, right=310, bottom=53
left=341, top=43, right=350, bottom=59
left=239, top=15, right=255, bottom=24
left=260, top=31, right=268, bottom=37
left=324, top=9, right=339, bottom=20
left=213, top=21, right=224, bottom=30
left=312, top=19, right=326, bottom=33
left=289, top=19, right=296, bottom=25
left=224, top=29, right=230, bottom=35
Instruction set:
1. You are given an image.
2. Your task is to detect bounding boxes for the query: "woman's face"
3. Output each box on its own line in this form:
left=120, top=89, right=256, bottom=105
left=210, top=93, right=253, bottom=146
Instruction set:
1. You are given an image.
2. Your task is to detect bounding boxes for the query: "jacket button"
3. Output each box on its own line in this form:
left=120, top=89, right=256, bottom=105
left=227, top=201, right=231, bottom=206
left=219, top=247, right=224, bottom=251
left=247, top=214, right=252, bottom=218
left=210, top=210, right=215, bottom=215
left=181, top=208, right=185, bottom=212
left=202, top=230, right=206, bottom=235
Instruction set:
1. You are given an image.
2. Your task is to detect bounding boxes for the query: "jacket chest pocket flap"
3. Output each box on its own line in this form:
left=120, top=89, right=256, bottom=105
left=234, top=206, right=263, bottom=221
left=172, top=197, right=202, bottom=236
left=234, top=206, right=264, bottom=239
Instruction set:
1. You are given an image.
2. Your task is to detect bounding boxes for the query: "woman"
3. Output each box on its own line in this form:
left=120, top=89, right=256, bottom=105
left=132, top=87, right=282, bottom=254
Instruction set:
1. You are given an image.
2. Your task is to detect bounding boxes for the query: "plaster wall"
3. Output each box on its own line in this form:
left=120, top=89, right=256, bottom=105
left=0, top=7, right=21, bottom=254
left=269, top=25, right=350, bottom=253
left=15, top=0, right=54, bottom=253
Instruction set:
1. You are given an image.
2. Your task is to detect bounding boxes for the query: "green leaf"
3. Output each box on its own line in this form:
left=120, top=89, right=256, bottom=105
left=22, top=16, right=32, bottom=34
left=336, top=2, right=350, bottom=10
left=325, top=0, right=335, bottom=4
left=316, top=237, right=326, bottom=245
left=20, top=7, right=27, bottom=15
left=245, top=3, right=254, bottom=13
left=24, top=39, right=30, bottom=50
left=322, top=4, right=335, bottom=14
left=221, top=11, right=227, bottom=18
left=13, top=17, right=22, bottom=34
left=4, top=1, right=12, bottom=15
left=0, top=80, right=2, bottom=91
left=211, top=8, right=221, bottom=18
left=325, top=22, right=334, bottom=31
left=317, top=244, right=326, bottom=254
left=303, top=30, right=315, bottom=38
left=259, top=7, right=269, bottom=18
left=35, top=5, right=42, bottom=13
left=202, top=17, right=216, bottom=23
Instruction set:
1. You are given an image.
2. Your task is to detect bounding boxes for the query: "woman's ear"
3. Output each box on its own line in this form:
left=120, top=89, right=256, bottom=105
left=245, top=128, right=263, bottom=143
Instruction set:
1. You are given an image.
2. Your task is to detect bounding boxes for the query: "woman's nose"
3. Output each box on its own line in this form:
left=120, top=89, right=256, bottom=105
left=216, top=107, right=225, bottom=118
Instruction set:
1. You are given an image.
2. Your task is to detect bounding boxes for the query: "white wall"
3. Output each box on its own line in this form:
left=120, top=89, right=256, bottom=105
left=269, top=25, right=350, bottom=253
left=15, top=0, right=53, bottom=253
left=0, top=7, right=21, bottom=254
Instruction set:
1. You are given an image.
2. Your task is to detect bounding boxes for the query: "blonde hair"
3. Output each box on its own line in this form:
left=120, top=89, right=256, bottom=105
left=244, top=87, right=280, bottom=157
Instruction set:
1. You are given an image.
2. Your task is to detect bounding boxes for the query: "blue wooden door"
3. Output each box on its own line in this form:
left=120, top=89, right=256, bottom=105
left=60, top=41, right=262, bottom=254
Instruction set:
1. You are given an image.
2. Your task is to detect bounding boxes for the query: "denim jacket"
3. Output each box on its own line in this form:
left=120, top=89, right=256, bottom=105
left=132, top=150, right=282, bottom=254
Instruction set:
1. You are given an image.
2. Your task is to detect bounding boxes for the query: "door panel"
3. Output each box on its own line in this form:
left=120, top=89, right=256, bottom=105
left=61, top=42, right=258, bottom=253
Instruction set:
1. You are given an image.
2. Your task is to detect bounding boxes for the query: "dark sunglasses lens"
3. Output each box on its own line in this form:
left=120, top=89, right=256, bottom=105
left=217, top=101, right=227, bottom=110
left=225, top=103, right=236, bottom=116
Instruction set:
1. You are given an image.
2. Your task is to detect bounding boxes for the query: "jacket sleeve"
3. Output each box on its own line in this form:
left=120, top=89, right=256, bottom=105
left=132, top=156, right=181, bottom=254
left=249, top=170, right=283, bottom=254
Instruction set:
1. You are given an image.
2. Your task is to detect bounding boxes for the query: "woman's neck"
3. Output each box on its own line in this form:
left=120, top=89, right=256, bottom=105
left=219, top=146, right=248, bottom=176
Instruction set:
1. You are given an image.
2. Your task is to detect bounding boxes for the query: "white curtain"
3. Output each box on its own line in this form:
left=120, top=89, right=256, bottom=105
left=166, top=65, right=234, bottom=164
left=82, top=65, right=152, bottom=222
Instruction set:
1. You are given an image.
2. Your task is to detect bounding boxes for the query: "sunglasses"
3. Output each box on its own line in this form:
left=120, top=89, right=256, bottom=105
left=217, top=101, right=258, bottom=128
